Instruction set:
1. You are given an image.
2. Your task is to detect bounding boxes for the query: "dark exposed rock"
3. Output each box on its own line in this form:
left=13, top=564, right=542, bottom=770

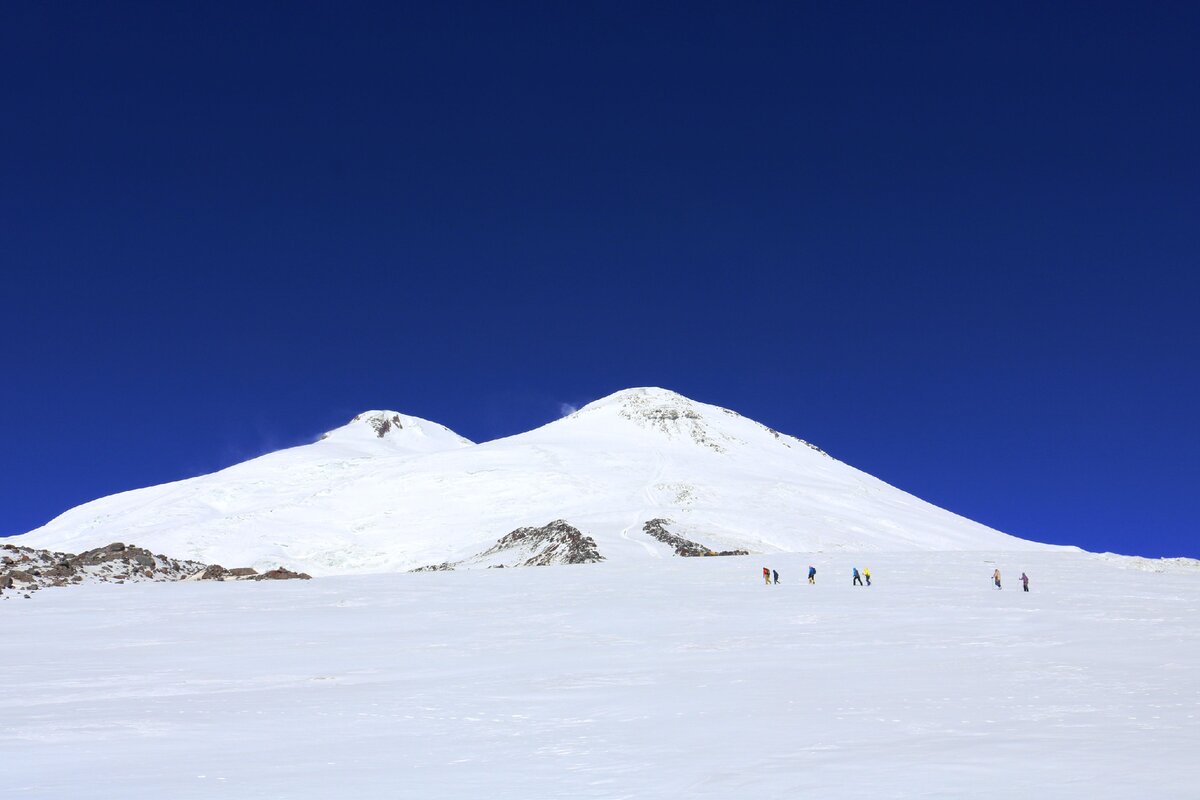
left=411, top=562, right=455, bottom=572
left=199, top=565, right=229, bottom=581
left=75, top=545, right=135, bottom=566
left=617, top=395, right=728, bottom=452
left=0, top=541, right=311, bottom=592
left=358, top=412, right=404, bottom=438
left=254, top=567, right=311, bottom=581
left=642, top=518, right=749, bottom=557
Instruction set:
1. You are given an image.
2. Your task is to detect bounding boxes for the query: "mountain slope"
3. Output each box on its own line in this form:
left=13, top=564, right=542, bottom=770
left=12, top=388, right=1056, bottom=574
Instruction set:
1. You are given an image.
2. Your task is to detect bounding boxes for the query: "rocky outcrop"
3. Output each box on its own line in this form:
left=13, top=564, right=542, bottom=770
left=199, top=564, right=232, bottom=581
left=254, top=567, right=312, bottom=581
left=188, top=564, right=311, bottom=582
left=0, top=542, right=311, bottom=598
left=362, top=412, right=404, bottom=437
left=410, top=562, right=455, bottom=573
left=480, top=520, right=604, bottom=566
left=642, top=518, right=749, bottom=557
left=412, top=520, right=604, bottom=571
left=0, top=542, right=206, bottom=595
left=618, top=395, right=728, bottom=452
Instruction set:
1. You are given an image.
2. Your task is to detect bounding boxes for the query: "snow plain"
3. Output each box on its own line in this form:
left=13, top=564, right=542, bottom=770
left=5, top=549, right=1199, bottom=799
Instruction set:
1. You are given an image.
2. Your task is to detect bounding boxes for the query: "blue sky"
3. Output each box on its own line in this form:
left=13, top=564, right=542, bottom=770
left=2, top=2, right=1197, bottom=556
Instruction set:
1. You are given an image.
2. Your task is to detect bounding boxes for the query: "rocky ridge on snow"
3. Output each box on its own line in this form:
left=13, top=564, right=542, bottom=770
left=413, top=520, right=605, bottom=571
left=641, top=518, right=750, bottom=557
left=0, top=541, right=311, bottom=599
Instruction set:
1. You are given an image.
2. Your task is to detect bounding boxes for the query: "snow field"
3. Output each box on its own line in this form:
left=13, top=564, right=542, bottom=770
left=4, top=550, right=1198, bottom=798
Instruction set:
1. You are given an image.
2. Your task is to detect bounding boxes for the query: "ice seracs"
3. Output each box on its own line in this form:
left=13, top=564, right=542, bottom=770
left=11, top=388, right=1062, bottom=575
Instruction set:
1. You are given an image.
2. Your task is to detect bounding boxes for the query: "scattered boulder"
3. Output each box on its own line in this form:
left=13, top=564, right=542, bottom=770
left=254, top=567, right=311, bottom=581
left=48, top=563, right=76, bottom=580
left=199, top=564, right=230, bottom=581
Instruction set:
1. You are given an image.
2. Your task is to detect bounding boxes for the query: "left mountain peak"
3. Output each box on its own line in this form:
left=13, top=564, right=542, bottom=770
left=350, top=410, right=418, bottom=437
left=319, top=410, right=474, bottom=451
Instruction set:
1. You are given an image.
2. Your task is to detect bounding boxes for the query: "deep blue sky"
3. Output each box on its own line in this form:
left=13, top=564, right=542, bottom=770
left=3, top=2, right=1197, bottom=556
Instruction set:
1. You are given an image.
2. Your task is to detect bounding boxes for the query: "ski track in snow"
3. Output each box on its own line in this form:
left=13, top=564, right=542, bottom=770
left=619, top=519, right=661, bottom=559
left=4, top=550, right=1199, bottom=799
left=621, top=448, right=669, bottom=560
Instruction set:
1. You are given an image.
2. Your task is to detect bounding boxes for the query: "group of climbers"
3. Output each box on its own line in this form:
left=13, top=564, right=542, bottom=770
left=992, top=568, right=1031, bottom=592
left=762, top=564, right=1032, bottom=592
left=762, top=565, right=871, bottom=586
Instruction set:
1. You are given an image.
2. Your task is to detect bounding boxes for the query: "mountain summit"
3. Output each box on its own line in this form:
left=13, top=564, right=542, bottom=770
left=11, top=388, right=1055, bottom=574
left=557, top=387, right=825, bottom=455
left=318, top=410, right=473, bottom=453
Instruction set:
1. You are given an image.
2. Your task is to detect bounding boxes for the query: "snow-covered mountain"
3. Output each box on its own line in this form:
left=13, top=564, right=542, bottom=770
left=11, top=388, right=1056, bottom=574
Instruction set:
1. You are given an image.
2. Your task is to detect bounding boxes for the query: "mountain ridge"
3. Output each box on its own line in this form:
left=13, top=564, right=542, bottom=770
left=10, top=387, right=1062, bottom=574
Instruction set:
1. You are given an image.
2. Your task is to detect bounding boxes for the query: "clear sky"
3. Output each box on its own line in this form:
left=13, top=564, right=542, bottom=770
left=3, top=2, right=1197, bottom=557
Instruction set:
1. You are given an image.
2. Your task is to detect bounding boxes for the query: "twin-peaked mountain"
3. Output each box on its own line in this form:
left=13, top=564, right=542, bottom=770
left=12, top=388, right=1052, bottom=575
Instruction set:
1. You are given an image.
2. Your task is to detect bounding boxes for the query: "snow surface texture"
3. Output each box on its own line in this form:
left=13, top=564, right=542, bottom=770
left=13, top=389, right=1060, bottom=575
left=4, top=551, right=1198, bottom=798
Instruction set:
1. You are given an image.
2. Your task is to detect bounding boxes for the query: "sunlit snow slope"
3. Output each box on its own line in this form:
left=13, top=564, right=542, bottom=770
left=13, top=389, right=1055, bottom=574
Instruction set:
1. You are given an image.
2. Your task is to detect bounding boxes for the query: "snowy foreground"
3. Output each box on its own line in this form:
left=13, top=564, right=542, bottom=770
left=5, top=550, right=1199, bottom=799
